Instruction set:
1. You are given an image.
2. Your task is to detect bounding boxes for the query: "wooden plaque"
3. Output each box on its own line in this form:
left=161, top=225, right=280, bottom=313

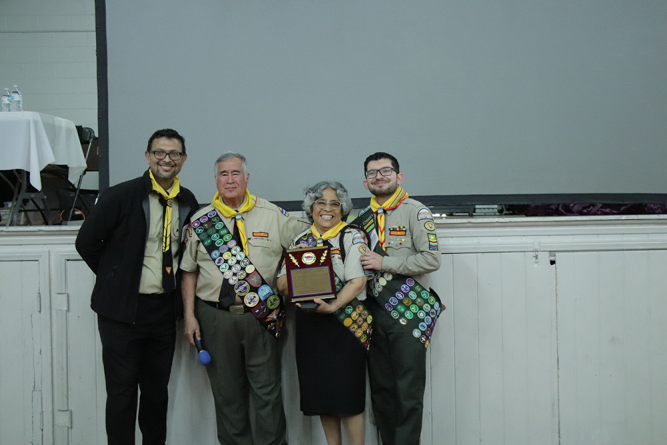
left=285, top=245, right=337, bottom=302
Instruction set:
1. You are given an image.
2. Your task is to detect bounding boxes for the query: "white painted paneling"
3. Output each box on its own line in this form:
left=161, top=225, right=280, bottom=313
left=432, top=251, right=558, bottom=445
left=523, top=253, right=559, bottom=445
left=59, top=253, right=104, bottom=445
left=0, top=257, right=46, bottom=445
left=165, top=332, right=219, bottom=445
left=556, top=250, right=667, bottom=445
left=428, top=254, right=456, bottom=445
left=4, top=216, right=667, bottom=445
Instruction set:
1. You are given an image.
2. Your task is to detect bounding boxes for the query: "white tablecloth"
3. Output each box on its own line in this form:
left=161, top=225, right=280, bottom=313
left=0, top=112, right=86, bottom=190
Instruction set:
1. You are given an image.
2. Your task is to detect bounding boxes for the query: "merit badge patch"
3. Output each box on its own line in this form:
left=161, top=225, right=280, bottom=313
left=424, top=221, right=435, bottom=231
left=234, top=280, right=250, bottom=297
left=267, top=294, right=281, bottom=310
left=417, top=208, right=433, bottom=221
left=258, top=284, right=273, bottom=301
left=244, top=292, right=259, bottom=307
left=389, top=226, right=407, bottom=236
left=247, top=270, right=263, bottom=287
left=252, top=304, right=269, bottom=318
left=427, top=233, right=439, bottom=250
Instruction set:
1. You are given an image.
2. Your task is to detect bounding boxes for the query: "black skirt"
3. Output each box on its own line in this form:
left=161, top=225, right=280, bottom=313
left=295, top=308, right=367, bottom=416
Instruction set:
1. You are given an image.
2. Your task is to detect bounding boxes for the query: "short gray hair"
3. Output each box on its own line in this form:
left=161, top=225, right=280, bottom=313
left=214, top=152, right=248, bottom=177
left=302, top=181, right=354, bottom=222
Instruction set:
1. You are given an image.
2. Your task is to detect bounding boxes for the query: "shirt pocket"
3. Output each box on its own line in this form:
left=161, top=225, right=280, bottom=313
left=248, top=236, right=281, bottom=254
left=386, top=236, right=414, bottom=252
left=331, top=254, right=344, bottom=267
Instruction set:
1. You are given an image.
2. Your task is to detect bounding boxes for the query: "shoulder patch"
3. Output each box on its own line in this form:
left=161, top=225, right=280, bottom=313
left=417, top=208, right=433, bottom=221
left=358, top=205, right=372, bottom=217
left=424, top=221, right=435, bottom=231
left=352, top=232, right=365, bottom=244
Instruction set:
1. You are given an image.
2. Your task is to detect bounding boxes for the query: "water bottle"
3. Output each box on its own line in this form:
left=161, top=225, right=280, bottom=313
left=9, top=85, right=22, bottom=111
left=1, top=89, right=10, bottom=112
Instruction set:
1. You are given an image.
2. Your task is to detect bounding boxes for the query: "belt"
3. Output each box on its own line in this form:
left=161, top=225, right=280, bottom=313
left=199, top=298, right=247, bottom=315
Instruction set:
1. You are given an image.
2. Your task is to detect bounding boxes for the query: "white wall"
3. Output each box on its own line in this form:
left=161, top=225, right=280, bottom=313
left=0, top=0, right=97, bottom=134
left=3, top=216, right=667, bottom=445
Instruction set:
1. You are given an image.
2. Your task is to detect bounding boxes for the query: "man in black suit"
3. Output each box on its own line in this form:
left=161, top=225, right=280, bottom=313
left=76, top=129, right=198, bottom=445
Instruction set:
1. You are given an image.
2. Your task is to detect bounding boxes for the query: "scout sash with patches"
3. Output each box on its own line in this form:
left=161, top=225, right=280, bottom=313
left=351, top=207, right=443, bottom=348
left=293, top=231, right=372, bottom=351
left=192, top=209, right=285, bottom=339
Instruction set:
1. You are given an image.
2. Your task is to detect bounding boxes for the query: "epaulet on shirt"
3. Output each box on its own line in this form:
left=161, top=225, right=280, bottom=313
left=278, top=207, right=290, bottom=217
left=357, top=205, right=372, bottom=217
left=192, top=206, right=210, bottom=220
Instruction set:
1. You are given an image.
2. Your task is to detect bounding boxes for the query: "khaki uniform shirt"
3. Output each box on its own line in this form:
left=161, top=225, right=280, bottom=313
left=138, top=191, right=181, bottom=294
left=180, top=198, right=309, bottom=302
left=373, top=198, right=441, bottom=286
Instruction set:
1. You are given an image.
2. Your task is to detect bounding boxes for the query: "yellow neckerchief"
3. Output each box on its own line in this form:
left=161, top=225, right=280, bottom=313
left=212, top=189, right=257, bottom=255
left=370, top=186, right=409, bottom=250
left=149, top=170, right=180, bottom=254
left=311, top=221, right=347, bottom=245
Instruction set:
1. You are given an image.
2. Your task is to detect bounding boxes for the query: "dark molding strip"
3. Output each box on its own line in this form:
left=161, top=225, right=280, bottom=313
left=95, top=0, right=109, bottom=193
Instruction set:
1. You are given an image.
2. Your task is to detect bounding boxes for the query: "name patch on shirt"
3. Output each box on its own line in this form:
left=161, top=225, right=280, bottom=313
left=253, top=232, right=269, bottom=238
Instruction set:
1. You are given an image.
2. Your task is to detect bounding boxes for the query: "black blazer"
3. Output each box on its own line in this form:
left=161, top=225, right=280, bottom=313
left=76, top=170, right=199, bottom=323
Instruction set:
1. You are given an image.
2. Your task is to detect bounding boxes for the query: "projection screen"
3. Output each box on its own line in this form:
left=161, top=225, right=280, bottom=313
left=101, top=0, right=667, bottom=207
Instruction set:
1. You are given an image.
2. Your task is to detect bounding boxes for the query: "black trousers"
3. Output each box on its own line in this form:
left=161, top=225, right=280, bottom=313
left=367, top=299, right=427, bottom=445
left=97, top=294, right=176, bottom=445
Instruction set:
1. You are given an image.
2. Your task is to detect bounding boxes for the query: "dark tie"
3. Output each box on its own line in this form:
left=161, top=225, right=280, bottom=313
left=159, top=196, right=175, bottom=293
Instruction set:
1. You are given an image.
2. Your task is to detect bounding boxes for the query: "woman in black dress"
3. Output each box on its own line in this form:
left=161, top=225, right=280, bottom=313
left=277, top=181, right=370, bottom=445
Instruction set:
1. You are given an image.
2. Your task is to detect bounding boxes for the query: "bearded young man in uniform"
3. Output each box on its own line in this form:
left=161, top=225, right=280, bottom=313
left=354, top=152, right=442, bottom=445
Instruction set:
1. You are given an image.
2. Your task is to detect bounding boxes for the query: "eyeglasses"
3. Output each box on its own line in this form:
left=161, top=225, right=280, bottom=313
left=314, top=199, right=342, bottom=209
left=149, top=150, right=185, bottom=161
left=365, top=167, right=396, bottom=178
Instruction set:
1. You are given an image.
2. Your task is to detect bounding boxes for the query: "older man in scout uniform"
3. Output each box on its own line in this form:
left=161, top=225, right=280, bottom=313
left=180, top=152, right=308, bottom=445
left=76, top=129, right=199, bottom=445
left=353, top=152, right=442, bottom=445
